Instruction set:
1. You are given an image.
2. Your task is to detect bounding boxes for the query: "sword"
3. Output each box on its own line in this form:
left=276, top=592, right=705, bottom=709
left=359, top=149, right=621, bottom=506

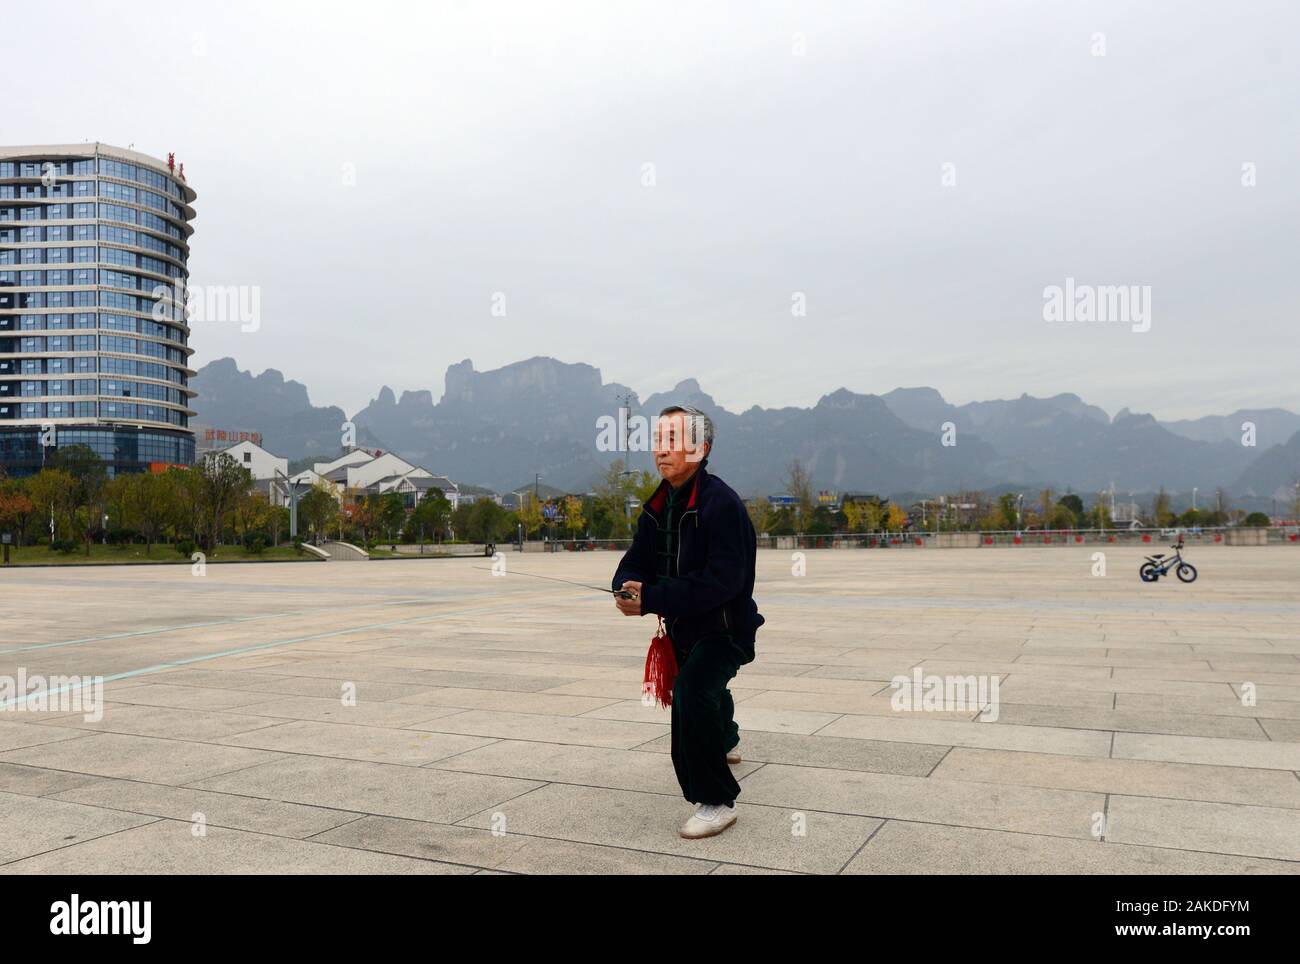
left=472, top=566, right=639, bottom=599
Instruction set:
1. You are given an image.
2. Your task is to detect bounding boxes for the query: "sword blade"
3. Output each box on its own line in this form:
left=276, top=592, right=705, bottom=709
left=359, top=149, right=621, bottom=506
left=471, top=566, right=622, bottom=595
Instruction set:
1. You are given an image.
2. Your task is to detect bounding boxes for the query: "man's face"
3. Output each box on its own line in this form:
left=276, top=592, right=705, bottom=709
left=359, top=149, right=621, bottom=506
left=653, top=413, right=709, bottom=487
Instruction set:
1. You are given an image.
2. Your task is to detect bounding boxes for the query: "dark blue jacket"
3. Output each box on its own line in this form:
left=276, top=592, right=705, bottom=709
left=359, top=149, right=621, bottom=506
left=612, top=460, right=764, bottom=663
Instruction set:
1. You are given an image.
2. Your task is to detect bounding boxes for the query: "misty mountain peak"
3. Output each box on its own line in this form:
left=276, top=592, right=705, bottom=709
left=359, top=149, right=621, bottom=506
left=817, top=387, right=872, bottom=409
left=190, top=356, right=1294, bottom=498
left=1113, top=408, right=1157, bottom=428
left=884, top=386, right=946, bottom=403
left=398, top=389, right=434, bottom=408
left=441, top=356, right=604, bottom=406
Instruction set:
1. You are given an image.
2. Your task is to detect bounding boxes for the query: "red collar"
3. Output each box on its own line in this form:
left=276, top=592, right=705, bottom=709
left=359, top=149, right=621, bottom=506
left=647, top=464, right=705, bottom=513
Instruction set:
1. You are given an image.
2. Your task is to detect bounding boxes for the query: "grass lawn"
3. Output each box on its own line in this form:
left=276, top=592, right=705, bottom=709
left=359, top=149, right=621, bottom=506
left=1, top=543, right=318, bottom=566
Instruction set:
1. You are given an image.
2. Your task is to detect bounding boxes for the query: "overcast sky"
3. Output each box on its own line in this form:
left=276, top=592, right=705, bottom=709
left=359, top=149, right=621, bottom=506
left=9, top=0, right=1298, bottom=420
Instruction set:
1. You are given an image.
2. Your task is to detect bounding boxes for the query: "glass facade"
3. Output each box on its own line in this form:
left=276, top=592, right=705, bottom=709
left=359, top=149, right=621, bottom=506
left=0, top=145, right=196, bottom=476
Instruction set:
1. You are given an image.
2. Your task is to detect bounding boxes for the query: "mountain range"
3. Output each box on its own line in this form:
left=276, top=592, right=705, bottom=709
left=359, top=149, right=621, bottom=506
left=189, top=357, right=1300, bottom=505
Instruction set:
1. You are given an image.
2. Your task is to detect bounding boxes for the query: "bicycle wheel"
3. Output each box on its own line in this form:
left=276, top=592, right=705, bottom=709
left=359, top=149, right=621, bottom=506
left=1176, top=563, right=1197, bottom=583
left=1139, top=562, right=1159, bottom=582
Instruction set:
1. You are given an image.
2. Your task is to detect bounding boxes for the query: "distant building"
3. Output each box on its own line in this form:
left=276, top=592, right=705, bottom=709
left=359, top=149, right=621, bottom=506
left=1112, top=501, right=1142, bottom=526
left=216, top=438, right=288, bottom=506
left=196, top=425, right=264, bottom=455
left=457, top=484, right=501, bottom=506
left=305, top=447, right=458, bottom=508
left=1, top=143, right=198, bottom=477
left=816, top=489, right=840, bottom=509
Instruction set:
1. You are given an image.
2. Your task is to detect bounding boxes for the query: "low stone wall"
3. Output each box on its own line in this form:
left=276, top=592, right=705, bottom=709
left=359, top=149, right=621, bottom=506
left=936, top=532, right=981, bottom=548
left=1225, top=529, right=1268, bottom=546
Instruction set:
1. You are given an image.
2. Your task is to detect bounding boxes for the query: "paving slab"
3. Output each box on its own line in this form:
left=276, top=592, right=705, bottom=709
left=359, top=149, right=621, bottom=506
left=0, top=790, right=157, bottom=864
left=0, top=547, right=1296, bottom=873
left=0, top=732, right=289, bottom=785
left=0, top=820, right=475, bottom=874
left=189, top=754, right=542, bottom=824
left=455, top=783, right=881, bottom=874
left=845, top=821, right=1300, bottom=874
left=931, top=747, right=1300, bottom=809
left=1107, top=796, right=1300, bottom=862
left=737, top=763, right=1106, bottom=839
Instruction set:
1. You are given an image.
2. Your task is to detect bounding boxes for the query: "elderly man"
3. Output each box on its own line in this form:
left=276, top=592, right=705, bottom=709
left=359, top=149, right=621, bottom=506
left=611, top=405, right=764, bottom=839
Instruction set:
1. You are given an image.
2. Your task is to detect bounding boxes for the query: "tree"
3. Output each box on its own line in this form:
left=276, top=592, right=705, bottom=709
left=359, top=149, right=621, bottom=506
left=469, top=498, right=511, bottom=543
left=997, top=493, right=1019, bottom=530
left=408, top=491, right=452, bottom=543
left=1244, top=511, right=1270, bottom=527
left=1057, top=493, right=1084, bottom=527
left=885, top=503, right=908, bottom=532
left=842, top=500, right=863, bottom=533
left=25, top=469, right=76, bottom=545
left=1153, top=487, right=1173, bottom=528
left=593, top=461, right=630, bottom=538
left=196, top=452, right=254, bottom=549
left=593, top=460, right=655, bottom=539
left=50, top=444, right=106, bottom=554
left=517, top=493, right=543, bottom=539
left=768, top=507, right=796, bottom=536
left=858, top=497, right=885, bottom=533
left=375, top=493, right=407, bottom=543
left=1037, top=489, right=1055, bottom=529
left=118, top=471, right=179, bottom=555
left=785, top=459, right=815, bottom=533
left=299, top=482, right=340, bottom=543
left=267, top=505, right=290, bottom=547
left=170, top=466, right=206, bottom=547
left=1049, top=504, right=1077, bottom=529
left=807, top=506, right=835, bottom=535
left=563, top=495, right=586, bottom=538
left=344, top=489, right=376, bottom=543
left=231, top=490, right=274, bottom=547
left=0, top=481, right=34, bottom=546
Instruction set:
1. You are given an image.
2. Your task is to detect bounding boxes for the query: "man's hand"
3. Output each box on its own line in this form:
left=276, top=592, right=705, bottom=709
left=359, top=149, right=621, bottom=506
left=615, top=580, right=642, bottom=616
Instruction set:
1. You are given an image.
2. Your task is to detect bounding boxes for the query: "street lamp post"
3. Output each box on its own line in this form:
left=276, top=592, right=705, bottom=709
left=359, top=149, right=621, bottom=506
left=273, top=469, right=302, bottom=540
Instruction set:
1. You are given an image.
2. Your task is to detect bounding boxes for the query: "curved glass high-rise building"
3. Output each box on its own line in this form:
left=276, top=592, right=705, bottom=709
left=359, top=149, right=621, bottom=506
left=0, top=143, right=196, bottom=477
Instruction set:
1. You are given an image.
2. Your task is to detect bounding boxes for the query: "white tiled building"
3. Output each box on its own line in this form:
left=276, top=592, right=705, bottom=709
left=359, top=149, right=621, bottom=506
left=301, top=448, right=459, bottom=508
left=217, top=439, right=290, bottom=506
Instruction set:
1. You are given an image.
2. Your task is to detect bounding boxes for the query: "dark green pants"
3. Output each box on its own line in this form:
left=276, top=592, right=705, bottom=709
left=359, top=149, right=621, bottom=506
left=671, top=633, right=743, bottom=806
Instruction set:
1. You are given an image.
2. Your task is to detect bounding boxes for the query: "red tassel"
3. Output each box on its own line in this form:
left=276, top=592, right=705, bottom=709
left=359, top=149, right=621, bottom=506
left=643, top=617, right=678, bottom=708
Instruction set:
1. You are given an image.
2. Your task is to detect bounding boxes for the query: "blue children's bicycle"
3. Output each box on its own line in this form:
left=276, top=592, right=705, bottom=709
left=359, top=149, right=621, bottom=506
left=1139, top=536, right=1197, bottom=583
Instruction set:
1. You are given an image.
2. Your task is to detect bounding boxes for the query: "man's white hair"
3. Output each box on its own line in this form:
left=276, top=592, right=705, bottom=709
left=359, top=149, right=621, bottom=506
left=658, top=404, right=714, bottom=453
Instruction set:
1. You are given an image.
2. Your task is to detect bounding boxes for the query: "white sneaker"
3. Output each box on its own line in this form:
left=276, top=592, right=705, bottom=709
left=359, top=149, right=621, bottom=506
left=679, top=802, right=738, bottom=839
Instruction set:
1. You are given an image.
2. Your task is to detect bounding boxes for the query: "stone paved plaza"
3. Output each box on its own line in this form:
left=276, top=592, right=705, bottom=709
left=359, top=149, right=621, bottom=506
left=0, top=547, right=1297, bottom=875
